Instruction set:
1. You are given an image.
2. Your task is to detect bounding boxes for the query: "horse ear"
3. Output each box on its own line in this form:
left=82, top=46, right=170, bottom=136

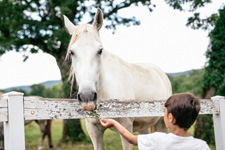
left=92, top=8, right=103, bottom=31
left=64, top=15, right=76, bottom=35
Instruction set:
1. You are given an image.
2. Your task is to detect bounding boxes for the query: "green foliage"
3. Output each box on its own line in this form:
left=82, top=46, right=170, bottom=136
left=164, top=0, right=219, bottom=30
left=203, top=6, right=225, bottom=95
left=29, top=83, right=62, bottom=98
left=0, top=0, right=156, bottom=56
left=194, top=114, right=215, bottom=145
left=86, top=104, right=103, bottom=119
left=45, top=84, right=63, bottom=98
left=194, top=6, right=225, bottom=146
left=0, top=90, right=6, bottom=93
left=63, top=119, right=86, bottom=143
left=168, top=69, right=204, bottom=97
left=30, top=84, right=46, bottom=97
left=165, top=0, right=212, bottom=11
left=217, top=78, right=225, bottom=96
left=0, top=0, right=219, bottom=56
left=186, top=12, right=219, bottom=30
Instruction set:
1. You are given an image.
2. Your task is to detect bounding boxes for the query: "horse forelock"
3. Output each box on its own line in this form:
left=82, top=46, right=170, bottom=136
left=66, top=24, right=101, bottom=93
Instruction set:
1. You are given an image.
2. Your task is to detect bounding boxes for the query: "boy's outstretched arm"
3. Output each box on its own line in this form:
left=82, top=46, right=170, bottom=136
left=100, top=118, right=138, bottom=145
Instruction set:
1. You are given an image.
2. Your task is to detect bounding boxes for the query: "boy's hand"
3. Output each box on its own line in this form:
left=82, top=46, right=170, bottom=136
left=100, top=118, right=138, bottom=145
left=100, top=118, right=114, bottom=128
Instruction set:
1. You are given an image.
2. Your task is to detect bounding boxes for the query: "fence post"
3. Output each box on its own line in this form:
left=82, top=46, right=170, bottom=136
left=212, top=96, right=225, bottom=150
left=3, top=91, right=25, bottom=150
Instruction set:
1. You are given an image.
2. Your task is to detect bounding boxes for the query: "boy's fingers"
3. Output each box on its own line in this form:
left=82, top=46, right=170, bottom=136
left=100, top=119, right=106, bottom=123
left=100, top=119, right=107, bottom=125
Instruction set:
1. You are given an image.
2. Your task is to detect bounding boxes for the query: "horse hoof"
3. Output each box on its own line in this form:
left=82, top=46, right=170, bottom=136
left=38, top=146, right=43, bottom=150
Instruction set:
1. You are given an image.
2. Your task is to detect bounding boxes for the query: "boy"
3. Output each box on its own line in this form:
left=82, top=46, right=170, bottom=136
left=100, top=93, right=210, bottom=150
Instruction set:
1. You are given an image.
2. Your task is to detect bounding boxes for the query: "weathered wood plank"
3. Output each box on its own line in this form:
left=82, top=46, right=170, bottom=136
left=199, top=99, right=215, bottom=114
left=0, top=96, right=217, bottom=121
left=24, top=97, right=84, bottom=120
left=0, top=97, right=8, bottom=107
left=24, top=97, right=216, bottom=120
left=0, top=108, right=8, bottom=122
left=0, top=97, right=8, bottom=122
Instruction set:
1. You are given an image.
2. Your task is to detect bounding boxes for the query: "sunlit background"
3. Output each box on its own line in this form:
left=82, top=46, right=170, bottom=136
left=0, top=1, right=223, bottom=89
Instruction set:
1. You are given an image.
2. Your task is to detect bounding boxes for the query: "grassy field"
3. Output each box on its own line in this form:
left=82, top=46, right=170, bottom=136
left=25, top=119, right=215, bottom=150
left=25, top=119, right=133, bottom=150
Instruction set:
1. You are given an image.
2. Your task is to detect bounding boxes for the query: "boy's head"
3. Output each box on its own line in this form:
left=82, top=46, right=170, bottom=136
left=164, top=93, right=200, bottom=130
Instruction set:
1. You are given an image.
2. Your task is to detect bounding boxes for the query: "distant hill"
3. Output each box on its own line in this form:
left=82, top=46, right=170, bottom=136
left=166, top=70, right=193, bottom=77
left=3, top=69, right=196, bottom=93
left=4, top=80, right=61, bottom=93
left=41, top=80, right=61, bottom=88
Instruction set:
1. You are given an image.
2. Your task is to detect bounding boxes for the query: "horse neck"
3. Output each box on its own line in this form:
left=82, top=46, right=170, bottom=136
left=96, top=50, right=131, bottom=98
left=100, top=50, right=129, bottom=78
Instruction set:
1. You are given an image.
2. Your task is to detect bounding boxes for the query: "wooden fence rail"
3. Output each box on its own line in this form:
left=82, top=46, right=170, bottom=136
left=0, top=91, right=224, bottom=150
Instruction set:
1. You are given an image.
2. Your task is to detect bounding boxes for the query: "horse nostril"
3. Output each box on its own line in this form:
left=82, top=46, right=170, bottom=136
left=93, top=92, right=97, bottom=101
left=78, top=90, right=97, bottom=103
left=77, top=93, right=82, bottom=102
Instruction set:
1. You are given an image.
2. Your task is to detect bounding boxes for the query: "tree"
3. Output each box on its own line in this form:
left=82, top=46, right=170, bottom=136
left=203, top=7, right=225, bottom=97
left=164, top=0, right=219, bottom=30
left=194, top=6, right=225, bottom=145
left=0, top=0, right=218, bottom=143
left=0, top=0, right=157, bottom=142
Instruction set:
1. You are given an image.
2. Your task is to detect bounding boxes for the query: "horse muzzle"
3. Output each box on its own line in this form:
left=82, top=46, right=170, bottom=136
left=77, top=88, right=97, bottom=111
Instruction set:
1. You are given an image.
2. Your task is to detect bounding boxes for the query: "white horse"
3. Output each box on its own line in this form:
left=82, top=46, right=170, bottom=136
left=64, top=8, right=172, bottom=150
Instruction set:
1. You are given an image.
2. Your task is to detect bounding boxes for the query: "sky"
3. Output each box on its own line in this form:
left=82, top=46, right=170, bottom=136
left=0, top=0, right=224, bottom=89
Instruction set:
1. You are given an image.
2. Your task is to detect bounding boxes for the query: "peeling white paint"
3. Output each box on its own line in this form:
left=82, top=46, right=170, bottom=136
left=0, top=97, right=218, bottom=122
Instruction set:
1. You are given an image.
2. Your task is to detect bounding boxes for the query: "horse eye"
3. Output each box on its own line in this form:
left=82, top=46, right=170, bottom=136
left=70, top=50, right=75, bottom=56
left=97, top=49, right=103, bottom=55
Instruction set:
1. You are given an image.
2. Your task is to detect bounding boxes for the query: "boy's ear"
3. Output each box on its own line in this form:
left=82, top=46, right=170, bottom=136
left=168, top=113, right=176, bottom=124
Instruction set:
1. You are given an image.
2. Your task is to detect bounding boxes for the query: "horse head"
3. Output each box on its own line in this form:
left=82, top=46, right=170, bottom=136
left=64, top=8, right=104, bottom=111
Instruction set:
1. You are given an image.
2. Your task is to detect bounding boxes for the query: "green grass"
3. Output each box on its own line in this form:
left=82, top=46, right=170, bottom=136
left=25, top=119, right=215, bottom=150
left=25, top=119, right=129, bottom=150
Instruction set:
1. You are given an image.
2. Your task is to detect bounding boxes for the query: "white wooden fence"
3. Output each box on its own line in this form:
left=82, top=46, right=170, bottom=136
left=0, top=91, right=224, bottom=150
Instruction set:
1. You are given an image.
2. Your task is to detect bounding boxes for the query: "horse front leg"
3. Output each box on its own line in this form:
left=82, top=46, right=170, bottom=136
left=114, top=118, right=134, bottom=150
left=85, top=118, right=106, bottom=150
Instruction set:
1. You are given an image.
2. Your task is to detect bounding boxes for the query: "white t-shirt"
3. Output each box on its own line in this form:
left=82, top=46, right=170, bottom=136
left=138, top=132, right=210, bottom=150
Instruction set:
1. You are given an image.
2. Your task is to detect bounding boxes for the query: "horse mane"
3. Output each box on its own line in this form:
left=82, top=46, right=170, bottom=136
left=65, top=24, right=101, bottom=95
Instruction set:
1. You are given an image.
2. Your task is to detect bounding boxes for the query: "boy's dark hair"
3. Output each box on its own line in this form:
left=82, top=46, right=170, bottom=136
left=165, top=93, right=200, bottom=130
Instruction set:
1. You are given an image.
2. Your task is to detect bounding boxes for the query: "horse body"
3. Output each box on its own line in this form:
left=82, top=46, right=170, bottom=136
left=98, top=51, right=171, bottom=101
left=64, top=8, right=172, bottom=150
left=85, top=50, right=171, bottom=149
